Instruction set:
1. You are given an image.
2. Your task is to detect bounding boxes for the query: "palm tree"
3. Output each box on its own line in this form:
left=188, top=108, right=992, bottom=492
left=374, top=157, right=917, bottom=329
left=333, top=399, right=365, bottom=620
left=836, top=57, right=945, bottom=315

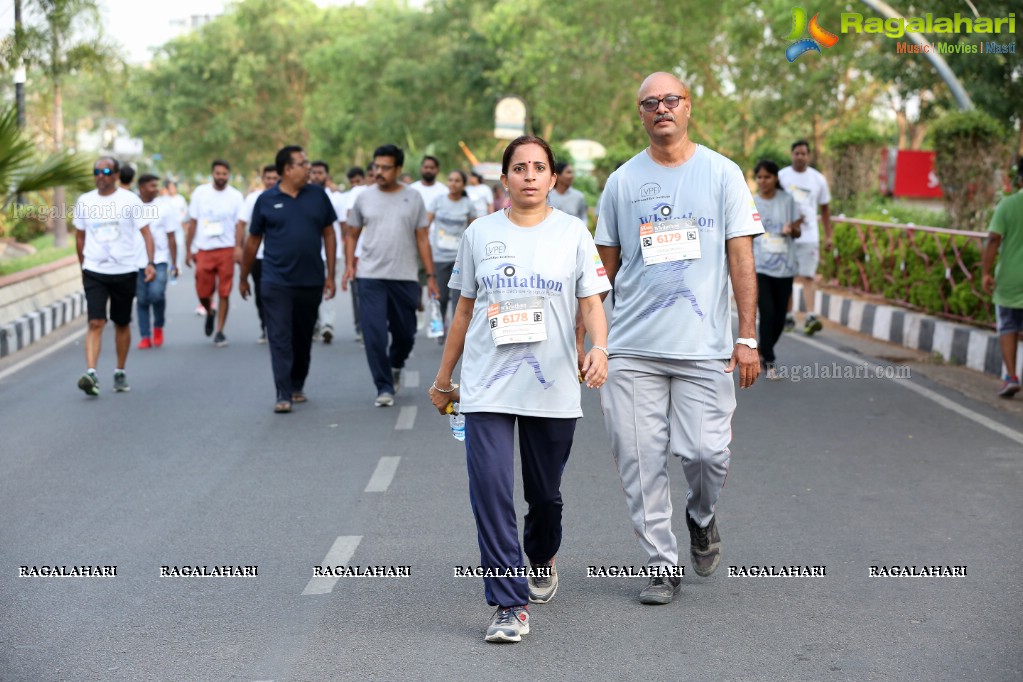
left=0, top=105, right=91, bottom=233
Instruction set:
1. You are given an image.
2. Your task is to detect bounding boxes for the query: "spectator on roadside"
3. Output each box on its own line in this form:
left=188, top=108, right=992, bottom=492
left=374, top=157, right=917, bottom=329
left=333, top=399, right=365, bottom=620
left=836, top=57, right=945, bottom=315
left=982, top=157, right=1023, bottom=398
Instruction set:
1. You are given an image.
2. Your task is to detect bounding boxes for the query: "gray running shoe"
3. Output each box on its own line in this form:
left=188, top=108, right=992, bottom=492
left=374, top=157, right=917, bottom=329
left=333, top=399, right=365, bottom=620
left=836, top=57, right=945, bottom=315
left=214, top=331, right=228, bottom=347
left=78, top=371, right=99, bottom=397
left=528, top=558, right=558, bottom=604
left=803, top=315, right=823, bottom=336
left=783, top=314, right=795, bottom=333
left=687, top=513, right=722, bottom=577
left=112, top=370, right=130, bottom=393
left=322, top=327, right=333, bottom=344
left=484, top=606, right=529, bottom=643
left=639, top=575, right=682, bottom=605
left=374, top=392, right=394, bottom=407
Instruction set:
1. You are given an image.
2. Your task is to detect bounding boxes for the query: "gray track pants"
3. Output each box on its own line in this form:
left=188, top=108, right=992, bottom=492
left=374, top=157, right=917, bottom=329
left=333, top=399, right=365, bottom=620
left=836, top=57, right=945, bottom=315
left=601, top=356, right=735, bottom=567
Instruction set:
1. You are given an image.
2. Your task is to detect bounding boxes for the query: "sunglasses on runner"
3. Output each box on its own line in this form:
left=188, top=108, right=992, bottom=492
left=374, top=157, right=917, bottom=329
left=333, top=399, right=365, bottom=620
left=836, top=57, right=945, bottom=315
left=93, top=168, right=114, bottom=176
left=639, top=95, right=685, bottom=112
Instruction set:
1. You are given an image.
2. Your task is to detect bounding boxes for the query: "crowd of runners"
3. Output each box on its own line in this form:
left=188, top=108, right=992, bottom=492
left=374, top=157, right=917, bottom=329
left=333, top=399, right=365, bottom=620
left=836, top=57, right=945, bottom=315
left=68, top=69, right=1022, bottom=644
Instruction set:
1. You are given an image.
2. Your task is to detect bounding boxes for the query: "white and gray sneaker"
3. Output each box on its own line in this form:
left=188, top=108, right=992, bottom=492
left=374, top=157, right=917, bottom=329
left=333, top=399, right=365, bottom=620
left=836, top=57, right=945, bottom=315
left=484, top=605, right=529, bottom=643
left=528, top=558, right=558, bottom=604
left=374, top=392, right=394, bottom=407
left=112, top=370, right=130, bottom=393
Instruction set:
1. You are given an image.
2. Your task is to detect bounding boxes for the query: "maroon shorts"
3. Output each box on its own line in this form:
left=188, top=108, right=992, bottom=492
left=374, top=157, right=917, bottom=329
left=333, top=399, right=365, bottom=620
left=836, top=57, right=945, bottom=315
left=195, top=248, right=234, bottom=299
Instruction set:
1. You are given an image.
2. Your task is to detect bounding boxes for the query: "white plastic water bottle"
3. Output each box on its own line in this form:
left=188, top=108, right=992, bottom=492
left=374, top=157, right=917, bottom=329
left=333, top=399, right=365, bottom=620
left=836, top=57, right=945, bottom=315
left=448, top=402, right=465, bottom=441
left=427, top=298, right=444, bottom=339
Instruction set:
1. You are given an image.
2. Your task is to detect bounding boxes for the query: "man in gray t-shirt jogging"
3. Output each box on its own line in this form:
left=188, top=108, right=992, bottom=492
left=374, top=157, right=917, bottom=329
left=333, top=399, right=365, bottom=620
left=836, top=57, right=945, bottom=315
left=343, top=144, right=439, bottom=406
left=595, top=72, right=762, bottom=605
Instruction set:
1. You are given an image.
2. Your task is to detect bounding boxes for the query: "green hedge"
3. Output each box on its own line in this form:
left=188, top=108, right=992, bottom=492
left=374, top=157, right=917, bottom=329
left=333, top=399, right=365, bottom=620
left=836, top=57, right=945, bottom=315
left=821, top=221, right=993, bottom=326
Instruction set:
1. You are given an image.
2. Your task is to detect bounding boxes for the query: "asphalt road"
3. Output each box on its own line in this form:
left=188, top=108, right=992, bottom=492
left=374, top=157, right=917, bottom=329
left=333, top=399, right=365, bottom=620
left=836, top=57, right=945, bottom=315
left=1, top=269, right=1021, bottom=681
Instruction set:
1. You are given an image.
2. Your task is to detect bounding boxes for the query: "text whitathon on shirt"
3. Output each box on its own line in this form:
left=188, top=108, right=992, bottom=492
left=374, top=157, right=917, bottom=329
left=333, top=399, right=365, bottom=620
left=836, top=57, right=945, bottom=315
left=159, top=565, right=259, bottom=577
left=314, top=565, right=412, bottom=577
left=19, top=565, right=117, bottom=577
left=869, top=565, right=967, bottom=577
left=586, top=566, right=684, bottom=578
left=727, top=565, right=827, bottom=577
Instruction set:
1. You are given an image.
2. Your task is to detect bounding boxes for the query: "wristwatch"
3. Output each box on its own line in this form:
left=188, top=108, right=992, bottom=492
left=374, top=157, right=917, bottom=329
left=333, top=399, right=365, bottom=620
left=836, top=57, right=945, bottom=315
left=735, top=337, right=758, bottom=349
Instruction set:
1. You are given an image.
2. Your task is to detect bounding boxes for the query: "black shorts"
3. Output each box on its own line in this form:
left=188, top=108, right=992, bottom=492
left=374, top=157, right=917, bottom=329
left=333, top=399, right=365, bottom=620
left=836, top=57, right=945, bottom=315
left=83, top=270, right=137, bottom=327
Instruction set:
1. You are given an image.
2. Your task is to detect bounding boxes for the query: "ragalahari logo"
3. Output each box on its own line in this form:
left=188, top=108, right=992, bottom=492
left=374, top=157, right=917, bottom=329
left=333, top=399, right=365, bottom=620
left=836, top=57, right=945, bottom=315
left=786, top=8, right=839, bottom=62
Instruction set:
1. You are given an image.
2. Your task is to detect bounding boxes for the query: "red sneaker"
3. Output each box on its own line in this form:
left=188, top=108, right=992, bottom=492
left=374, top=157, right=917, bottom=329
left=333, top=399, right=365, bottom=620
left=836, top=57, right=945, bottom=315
left=153, top=327, right=164, bottom=347
left=137, top=337, right=152, bottom=350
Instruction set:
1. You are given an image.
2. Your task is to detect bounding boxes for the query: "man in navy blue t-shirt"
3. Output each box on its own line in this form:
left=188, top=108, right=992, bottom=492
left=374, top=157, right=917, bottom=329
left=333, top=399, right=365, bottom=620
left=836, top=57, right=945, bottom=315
left=240, top=145, right=337, bottom=413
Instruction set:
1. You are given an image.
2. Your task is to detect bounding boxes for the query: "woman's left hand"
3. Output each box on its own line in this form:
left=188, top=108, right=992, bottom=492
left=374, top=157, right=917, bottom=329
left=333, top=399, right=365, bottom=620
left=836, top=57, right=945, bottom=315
left=580, top=348, right=608, bottom=389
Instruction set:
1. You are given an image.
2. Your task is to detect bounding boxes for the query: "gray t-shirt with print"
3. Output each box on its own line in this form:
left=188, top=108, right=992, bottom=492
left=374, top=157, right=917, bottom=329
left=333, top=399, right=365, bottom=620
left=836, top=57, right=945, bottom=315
left=450, top=209, right=611, bottom=418
left=595, top=146, right=764, bottom=360
left=752, top=191, right=800, bottom=278
left=429, top=194, right=478, bottom=263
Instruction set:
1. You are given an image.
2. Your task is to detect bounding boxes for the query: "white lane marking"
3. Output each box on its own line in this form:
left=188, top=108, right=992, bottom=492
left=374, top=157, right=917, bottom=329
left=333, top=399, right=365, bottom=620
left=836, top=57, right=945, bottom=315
left=395, top=405, right=417, bottom=430
left=793, top=334, right=1023, bottom=446
left=364, top=456, right=401, bottom=493
left=302, top=535, right=362, bottom=595
left=0, top=327, right=85, bottom=383
left=404, top=370, right=420, bottom=388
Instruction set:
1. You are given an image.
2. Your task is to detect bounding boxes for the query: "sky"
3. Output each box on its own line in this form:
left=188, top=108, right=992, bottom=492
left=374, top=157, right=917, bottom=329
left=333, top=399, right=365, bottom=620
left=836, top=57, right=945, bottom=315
left=0, top=0, right=368, bottom=65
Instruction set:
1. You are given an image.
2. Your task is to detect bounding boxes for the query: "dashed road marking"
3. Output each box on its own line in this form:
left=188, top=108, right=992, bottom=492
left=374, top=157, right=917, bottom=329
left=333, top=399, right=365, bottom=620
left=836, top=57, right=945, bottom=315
left=364, top=456, right=400, bottom=493
left=395, top=406, right=417, bottom=430
left=302, top=535, right=362, bottom=595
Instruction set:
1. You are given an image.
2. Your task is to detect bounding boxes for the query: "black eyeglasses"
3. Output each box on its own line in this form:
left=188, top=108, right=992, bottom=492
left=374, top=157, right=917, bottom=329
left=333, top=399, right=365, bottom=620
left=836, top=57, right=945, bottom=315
left=93, top=168, right=114, bottom=176
left=639, top=95, right=685, bottom=113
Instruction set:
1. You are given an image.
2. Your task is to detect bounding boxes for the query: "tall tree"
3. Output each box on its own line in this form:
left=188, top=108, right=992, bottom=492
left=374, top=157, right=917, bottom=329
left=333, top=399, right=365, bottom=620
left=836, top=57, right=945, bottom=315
left=22, top=0, right=110, bottom=247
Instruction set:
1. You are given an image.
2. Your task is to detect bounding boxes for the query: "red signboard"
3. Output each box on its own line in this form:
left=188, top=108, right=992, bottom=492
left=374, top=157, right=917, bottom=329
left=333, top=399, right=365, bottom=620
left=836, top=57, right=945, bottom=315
left=893, top=150, right=943, bottom=198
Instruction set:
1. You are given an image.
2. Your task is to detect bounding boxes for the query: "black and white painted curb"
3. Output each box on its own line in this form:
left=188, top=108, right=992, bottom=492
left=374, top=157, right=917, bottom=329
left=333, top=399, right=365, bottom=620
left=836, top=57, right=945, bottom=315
left=0, top=290, right=85, bottom=359
left=794, top=283, right=1018, bottom=379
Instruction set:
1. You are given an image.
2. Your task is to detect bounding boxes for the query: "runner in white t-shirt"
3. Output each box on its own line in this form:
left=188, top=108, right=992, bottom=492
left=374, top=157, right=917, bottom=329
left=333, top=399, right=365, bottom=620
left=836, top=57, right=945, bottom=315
left=428, top=136, right=609, bottom=644
left=467, top=171, right=495, bottom=217
left=778, top=140, right=832, bottom=335
left=310, top=160, right=346, bottom=343
left=340, top=166, right=368, bottom=342
left=235, top=165, right=279, bottom=343
left=73, top=157, right=156, bottom=397
left=595, top=72, right=762, bottom=606
left=185, top=160, right=244, bottom=347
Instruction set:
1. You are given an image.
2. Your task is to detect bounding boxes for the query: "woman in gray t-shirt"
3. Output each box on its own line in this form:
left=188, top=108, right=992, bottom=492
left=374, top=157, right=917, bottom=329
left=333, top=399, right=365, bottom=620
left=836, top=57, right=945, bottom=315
left=428, top=136, right=610, bottom=644
left=428, top=170, right=478, bottom=334
left=752, top=159, right=802, bottom=380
